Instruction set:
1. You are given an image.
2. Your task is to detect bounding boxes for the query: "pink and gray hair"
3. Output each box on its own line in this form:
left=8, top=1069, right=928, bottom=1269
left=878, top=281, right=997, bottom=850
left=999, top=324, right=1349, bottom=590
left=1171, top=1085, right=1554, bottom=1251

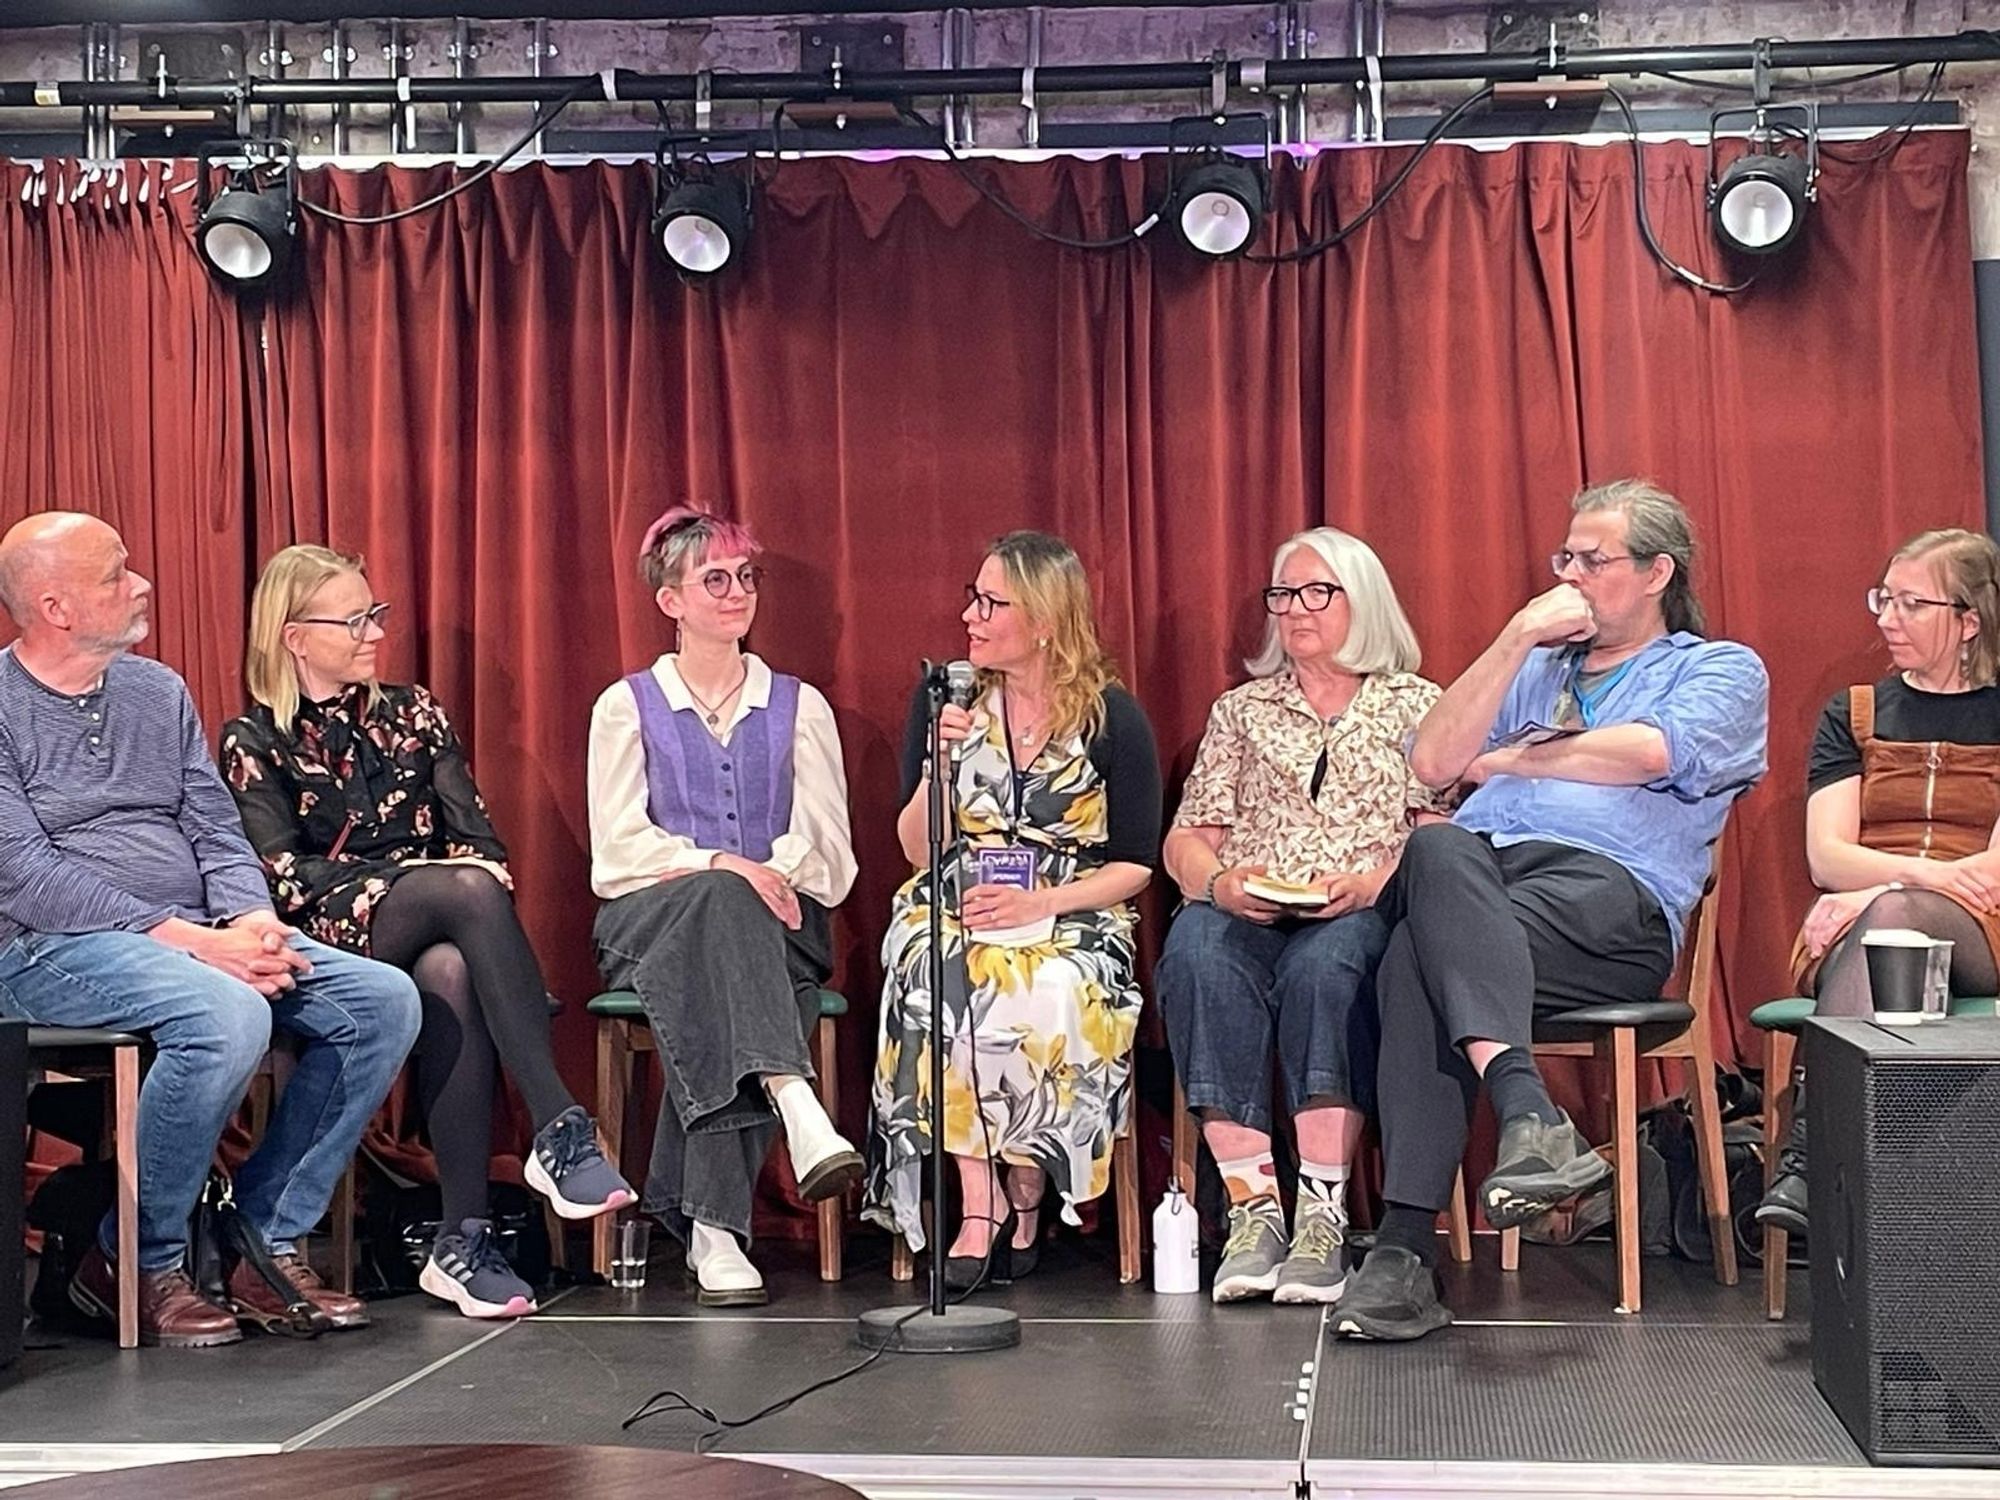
left=638, top=506, right=761, bottom=591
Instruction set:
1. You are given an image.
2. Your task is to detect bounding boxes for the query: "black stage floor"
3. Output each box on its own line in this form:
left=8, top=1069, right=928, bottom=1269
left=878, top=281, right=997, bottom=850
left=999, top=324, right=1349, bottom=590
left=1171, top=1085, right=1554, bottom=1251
left=2, top=1233, right=1988, bottom=1499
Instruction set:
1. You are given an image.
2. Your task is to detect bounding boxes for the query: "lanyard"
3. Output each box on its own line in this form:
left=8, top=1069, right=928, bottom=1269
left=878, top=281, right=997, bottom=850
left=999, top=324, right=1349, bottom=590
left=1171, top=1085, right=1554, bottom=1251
left=1559, top=653, right=1639, bottom=728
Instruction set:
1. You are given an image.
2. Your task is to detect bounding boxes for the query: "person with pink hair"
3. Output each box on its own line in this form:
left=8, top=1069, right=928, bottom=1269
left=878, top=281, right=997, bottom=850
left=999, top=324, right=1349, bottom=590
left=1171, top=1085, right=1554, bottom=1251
left=586, top=507, right=861, bottom=1306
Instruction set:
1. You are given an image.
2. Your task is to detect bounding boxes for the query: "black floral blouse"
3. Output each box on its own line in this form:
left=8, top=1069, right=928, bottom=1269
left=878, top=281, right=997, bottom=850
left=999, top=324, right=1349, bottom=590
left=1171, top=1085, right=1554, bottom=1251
left=220, top=683, right=508, bottom=954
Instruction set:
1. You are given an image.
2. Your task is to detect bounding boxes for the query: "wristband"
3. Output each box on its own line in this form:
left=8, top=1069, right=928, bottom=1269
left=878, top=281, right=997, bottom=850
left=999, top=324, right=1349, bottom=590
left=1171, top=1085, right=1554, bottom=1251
left=1202, top=867, right=1226, bottom=904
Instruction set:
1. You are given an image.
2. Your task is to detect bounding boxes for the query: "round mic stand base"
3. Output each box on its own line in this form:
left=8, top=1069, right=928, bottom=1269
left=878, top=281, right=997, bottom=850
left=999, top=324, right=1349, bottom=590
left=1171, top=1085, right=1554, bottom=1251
left=856, top=1301, right=1021, bottom=1353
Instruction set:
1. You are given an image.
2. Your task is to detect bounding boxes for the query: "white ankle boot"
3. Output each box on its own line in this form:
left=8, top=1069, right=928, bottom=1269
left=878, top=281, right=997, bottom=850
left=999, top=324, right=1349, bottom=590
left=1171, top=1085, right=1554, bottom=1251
left=769, top=1078, right=863, bottom=1203
left=686, top=1222, right=766, bottom=1307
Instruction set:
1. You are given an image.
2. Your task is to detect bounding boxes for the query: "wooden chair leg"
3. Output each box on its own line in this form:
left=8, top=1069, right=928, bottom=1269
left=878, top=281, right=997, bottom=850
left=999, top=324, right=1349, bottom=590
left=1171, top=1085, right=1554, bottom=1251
left=330, top=1161, right=356, bottom=1295
left=813, top=1015, right=843, bottom=1283
left=1114, top=1129, right=1141, bottom=1285
left=1763, top=1027, right=1797, bottom=1320
left=1685, top=1019, right=1739, bottom=1289
left=1609, top=1027, right=1642, bottom=1314
left=890, top=1237, right=915, bottom=1282
left=1442, top=1168, right=1474, bottom=1265
left=1171, top=1078, right=1196, bottom=1198
left=592, top=1019, right=633, bottom=1279
left=113, top=1045, right=140, bottom=1351
left=1499, top=1225, right=1521, bottom=1273
left=545, top=1204, right=569, bottom=1273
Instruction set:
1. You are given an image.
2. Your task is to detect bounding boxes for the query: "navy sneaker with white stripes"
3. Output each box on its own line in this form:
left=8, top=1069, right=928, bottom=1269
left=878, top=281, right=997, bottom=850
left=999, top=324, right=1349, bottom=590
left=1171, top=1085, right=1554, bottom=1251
left=525, top=1105, right=637, bottom=1220
left=419, top=1219, right=539, bottom=1320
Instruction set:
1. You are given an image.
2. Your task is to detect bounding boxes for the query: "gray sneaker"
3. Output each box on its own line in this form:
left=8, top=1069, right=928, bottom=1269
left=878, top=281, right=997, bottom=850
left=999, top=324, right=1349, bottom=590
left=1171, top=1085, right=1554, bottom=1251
left=1212, top=1197, right=1288, bottom=1304
left=1273, top=1181, right=1348, bottom=1304
left=1479, top=1110, right=1612, bottom=1229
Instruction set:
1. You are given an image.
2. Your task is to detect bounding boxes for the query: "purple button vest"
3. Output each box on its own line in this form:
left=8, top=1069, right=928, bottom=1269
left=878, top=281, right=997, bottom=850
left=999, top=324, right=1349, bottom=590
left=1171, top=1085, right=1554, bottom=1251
left=625, top=665, right=799, bottom=862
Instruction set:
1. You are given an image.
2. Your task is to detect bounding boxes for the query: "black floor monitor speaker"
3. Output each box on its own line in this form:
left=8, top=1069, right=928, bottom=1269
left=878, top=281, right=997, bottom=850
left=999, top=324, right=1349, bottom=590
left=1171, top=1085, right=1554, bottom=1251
left=1808, top=1017, right=2000, bottom=1466
left=0, top=1019, right=25, bottom=1373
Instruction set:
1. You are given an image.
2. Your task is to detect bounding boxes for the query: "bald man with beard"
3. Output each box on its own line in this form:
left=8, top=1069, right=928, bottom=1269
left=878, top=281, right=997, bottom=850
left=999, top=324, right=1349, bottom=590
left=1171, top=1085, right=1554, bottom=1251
left=0, top=513, right=419, bottom=1348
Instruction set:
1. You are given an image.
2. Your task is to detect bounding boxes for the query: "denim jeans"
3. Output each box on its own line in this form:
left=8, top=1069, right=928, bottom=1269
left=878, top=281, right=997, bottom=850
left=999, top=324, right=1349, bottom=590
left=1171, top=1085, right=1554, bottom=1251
left=0, top=929, right=420, bottom=1270
left=1155, top=901, right=1390, bottom=1133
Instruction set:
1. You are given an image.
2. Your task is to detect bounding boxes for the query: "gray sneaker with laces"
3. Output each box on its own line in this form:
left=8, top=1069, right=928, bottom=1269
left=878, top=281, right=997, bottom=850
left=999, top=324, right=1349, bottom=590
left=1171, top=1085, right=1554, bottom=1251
left=1212, top=1196, right=1288, bottom=1303
left=1273, top=1181, right=1348, bottom=1304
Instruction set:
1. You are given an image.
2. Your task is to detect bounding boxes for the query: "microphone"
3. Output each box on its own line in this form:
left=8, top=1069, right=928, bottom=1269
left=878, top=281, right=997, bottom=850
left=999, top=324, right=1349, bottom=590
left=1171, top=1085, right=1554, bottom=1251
left=945, top=659, right=979, bottom=710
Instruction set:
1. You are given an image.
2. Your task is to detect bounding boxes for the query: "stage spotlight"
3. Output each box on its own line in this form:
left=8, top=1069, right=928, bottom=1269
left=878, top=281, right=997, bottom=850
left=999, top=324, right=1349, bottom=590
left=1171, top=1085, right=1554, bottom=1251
left=194, top=142, right=296, bottom=295
left=1707, top=106, right=1817, bottom=259
left=653, top=172, right=751, bottom=278
left=1171, top=156, right=1264, bottom=259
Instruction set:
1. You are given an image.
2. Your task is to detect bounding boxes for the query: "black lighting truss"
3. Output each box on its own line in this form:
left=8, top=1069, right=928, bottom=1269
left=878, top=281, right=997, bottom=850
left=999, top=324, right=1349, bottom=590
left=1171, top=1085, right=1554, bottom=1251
left=1, top=30, right=1998, bottom=114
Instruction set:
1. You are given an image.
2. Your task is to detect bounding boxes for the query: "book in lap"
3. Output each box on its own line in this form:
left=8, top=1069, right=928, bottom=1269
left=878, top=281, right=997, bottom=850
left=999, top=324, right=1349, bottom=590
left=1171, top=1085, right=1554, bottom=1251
left=1241, top=874, right=1329, bottom=908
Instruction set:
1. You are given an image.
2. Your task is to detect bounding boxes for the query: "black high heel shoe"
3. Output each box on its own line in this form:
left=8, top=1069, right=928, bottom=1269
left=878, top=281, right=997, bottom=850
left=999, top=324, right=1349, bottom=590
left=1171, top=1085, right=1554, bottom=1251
left=942, top=1204, right=1016, bottom=1292
left=1005, top=1194, right=1046, bottom=1280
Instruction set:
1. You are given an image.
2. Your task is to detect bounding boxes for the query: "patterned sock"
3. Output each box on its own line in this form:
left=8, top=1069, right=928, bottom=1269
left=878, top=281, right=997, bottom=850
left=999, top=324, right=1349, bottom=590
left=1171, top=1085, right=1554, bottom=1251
left=1483, top=1046, right=1561, bottom=1125
left=1214, top=1150, right=1280, bottom=1208
left=1297, top=1159, right=1350, bottom=1214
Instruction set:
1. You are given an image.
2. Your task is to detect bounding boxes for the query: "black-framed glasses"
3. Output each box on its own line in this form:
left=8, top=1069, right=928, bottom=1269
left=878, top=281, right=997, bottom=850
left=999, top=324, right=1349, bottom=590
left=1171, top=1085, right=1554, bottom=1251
left=297, top=602, right=391, bottom=640
left=1867, top=586, right=1966, bottom=618
left=1262, top=582, right=1344, bottom=615
left=1550, top=549, right=1639, bottom=578
left=965, top=585, right=1015, bottom=622
left=688, top=564, right=762, bottom=598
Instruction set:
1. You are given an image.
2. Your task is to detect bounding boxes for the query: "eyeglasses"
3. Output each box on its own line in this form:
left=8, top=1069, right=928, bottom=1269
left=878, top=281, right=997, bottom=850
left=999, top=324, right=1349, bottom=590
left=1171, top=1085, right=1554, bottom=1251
left=296, top=602, right=391, bottom=640
left=1262, top=582, right=1344, bottom=615
left=686, top=564, right=762, bottom=598
left=1867, top=586, right=1966, bottom=618
left=1550, top=549, right=1639, bottom=578
left=964, top=585, right=1015, bottom=622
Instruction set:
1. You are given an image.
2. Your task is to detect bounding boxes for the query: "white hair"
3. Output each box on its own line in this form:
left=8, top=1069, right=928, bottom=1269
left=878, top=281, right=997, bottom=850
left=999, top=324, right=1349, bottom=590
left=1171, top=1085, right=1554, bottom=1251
left=1246, top=527, right=1422, bottom=678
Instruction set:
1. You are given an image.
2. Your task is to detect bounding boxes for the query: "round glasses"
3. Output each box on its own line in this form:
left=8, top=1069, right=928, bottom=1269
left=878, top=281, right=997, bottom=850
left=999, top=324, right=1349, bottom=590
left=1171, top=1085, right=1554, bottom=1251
left=296, top=602, right=391, bottom=641
left=1866, top=586, right=1965, bottom=618
left=1262, top=582, right=1343, bottom=615
left=688, top=564, right=763, bottom=598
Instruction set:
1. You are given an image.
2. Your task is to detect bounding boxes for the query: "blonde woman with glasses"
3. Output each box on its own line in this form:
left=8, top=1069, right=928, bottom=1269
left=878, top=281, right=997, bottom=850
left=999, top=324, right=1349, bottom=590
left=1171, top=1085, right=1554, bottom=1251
left=1759, top=527, right=2000, bottom=1237
left=223, top=545, right=633, bottom=1323
left=864, top=531, right=1162, bottom=1290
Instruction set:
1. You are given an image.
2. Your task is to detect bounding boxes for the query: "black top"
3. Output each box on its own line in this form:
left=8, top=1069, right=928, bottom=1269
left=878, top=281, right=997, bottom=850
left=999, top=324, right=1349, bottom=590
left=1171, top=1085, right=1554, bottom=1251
left=900, top=681, right=1163, bottom=867
left=220, top=682, right=508, bottom=950
left=1807, top=675, right=2000, bottom=795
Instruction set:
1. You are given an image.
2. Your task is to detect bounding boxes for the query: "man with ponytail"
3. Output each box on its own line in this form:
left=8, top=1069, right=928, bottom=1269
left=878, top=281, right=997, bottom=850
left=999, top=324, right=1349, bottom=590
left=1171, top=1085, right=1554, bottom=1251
left=1338, top=479, right=1769, bottom=1342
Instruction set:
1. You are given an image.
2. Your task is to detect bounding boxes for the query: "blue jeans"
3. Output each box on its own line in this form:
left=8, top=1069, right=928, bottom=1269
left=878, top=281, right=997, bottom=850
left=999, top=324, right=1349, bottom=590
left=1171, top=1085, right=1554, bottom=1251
left=1155, top=902, right=1389, bottom=1133
left=0, top=930, right=420, bottom=1271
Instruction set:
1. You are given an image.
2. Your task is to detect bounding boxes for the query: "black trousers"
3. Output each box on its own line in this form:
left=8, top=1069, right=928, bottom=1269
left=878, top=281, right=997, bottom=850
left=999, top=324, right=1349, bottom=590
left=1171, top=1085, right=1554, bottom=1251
left=1373, top=823, right=1673, bottom=1212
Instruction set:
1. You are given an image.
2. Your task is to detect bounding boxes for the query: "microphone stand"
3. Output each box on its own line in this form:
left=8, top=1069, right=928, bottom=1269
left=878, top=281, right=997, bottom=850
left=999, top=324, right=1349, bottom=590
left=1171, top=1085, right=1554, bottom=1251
left=857, top=662, right=1021, bottom=1353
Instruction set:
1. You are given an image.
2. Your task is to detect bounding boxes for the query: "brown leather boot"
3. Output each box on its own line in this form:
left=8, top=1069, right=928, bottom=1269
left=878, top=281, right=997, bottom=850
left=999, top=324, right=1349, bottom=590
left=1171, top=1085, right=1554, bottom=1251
left=270, top=1254, right=371, bottom=1330
left=69, top=1246, right=241, bottom=1349
left=223, top=1255, right=331, bottom=1338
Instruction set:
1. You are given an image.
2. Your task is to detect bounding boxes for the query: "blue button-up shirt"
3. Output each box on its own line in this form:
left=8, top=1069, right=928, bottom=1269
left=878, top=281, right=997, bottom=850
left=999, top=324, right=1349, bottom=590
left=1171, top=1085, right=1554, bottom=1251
left=1452, top=632, right=1769, bottom=950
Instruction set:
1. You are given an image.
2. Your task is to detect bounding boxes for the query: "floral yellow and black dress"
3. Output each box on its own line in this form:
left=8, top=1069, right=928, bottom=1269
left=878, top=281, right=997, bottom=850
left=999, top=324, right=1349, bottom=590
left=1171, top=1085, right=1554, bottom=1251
left=863, top=683, right=1162, bottom=1251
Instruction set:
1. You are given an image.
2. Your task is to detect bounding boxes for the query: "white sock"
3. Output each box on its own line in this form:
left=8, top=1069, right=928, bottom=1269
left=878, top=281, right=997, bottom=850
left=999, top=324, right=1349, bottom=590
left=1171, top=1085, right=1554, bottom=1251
left=1298, top=1159, right=1350, bottom=1212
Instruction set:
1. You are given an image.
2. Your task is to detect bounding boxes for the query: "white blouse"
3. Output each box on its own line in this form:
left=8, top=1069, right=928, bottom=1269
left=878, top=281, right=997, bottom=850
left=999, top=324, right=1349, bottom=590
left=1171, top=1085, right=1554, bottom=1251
left=586, top=652, right=858, bottom=908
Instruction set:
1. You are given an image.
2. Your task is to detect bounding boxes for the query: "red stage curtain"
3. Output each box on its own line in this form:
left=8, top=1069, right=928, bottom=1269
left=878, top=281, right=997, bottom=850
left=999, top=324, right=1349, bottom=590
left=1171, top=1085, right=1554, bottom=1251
left=2, top=132, right=1981, bottom=1216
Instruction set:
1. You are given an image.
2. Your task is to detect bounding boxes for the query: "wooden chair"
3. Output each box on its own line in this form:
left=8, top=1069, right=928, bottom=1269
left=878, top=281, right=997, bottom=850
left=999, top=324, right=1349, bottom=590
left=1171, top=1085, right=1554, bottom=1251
left=28, top=1027, right=142, bottom=1349
left=1457, top=869, right=1737, bottom=1314
left=589, top=987, right=848, bottom=1281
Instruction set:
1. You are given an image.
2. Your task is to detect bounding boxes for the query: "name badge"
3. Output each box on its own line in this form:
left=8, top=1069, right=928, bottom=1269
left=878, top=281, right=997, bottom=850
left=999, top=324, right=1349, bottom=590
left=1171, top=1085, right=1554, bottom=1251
left=975, top=846, right=1036, bottom=890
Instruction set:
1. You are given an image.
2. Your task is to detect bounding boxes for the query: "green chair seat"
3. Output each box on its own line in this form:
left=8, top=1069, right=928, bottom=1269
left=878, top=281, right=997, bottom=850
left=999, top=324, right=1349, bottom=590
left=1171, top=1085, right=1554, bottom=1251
left=1750, top=997, right=1816, bottom=1033
left=1751, top=994, right=1998, bottom=1032
left=588, top=987, right=847, bottom=1019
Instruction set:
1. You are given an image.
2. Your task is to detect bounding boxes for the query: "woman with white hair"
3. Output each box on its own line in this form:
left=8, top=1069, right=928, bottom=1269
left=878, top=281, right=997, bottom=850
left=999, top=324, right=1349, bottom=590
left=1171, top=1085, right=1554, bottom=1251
left=1157, top=527, right=1451, bottom=1306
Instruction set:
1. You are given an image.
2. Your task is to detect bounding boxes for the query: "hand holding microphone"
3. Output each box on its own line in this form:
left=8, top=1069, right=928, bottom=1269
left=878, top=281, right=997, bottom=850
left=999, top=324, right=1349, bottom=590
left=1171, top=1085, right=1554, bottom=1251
left=936, top=659, right=982, bottom=758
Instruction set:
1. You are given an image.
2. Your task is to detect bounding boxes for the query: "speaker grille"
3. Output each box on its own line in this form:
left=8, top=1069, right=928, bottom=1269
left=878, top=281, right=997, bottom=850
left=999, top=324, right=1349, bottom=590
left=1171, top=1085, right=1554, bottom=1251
left=1866, top=1064, right=2000, bottom=1455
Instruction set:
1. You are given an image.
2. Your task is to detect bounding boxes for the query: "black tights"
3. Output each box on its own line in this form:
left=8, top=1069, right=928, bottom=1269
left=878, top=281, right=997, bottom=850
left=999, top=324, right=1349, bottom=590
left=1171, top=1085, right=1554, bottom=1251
left=371, top=865, right=577, bottom=1230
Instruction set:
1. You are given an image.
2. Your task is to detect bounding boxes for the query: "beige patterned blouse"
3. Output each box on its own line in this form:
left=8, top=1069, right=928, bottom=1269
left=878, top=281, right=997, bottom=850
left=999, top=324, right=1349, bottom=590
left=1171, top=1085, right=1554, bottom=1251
left=1172, top=670, right=1452, bottom=884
